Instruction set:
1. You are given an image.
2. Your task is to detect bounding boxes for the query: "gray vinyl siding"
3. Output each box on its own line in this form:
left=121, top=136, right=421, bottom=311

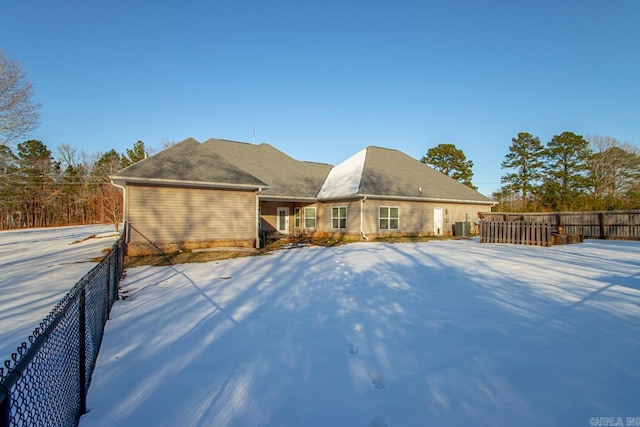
left=359, top=199, right=492, bottom=236
left=127, top=184, right=256, bottom=244
left=318, top=200, right=361, bottom=234
left=315, top=199, right=491, bottom=236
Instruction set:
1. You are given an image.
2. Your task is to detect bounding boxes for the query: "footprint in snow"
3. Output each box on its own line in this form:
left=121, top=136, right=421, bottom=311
left=354, top=323, right=364, bottom=333
left=370, top=371, right=386, bottom=390
left=369, top=416, right=388, bottom=427
left=349, top=343, right=359, bottom=355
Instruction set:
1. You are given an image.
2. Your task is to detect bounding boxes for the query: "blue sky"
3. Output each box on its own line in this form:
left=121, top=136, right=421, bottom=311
left=2, top=0, right=639, bottom=196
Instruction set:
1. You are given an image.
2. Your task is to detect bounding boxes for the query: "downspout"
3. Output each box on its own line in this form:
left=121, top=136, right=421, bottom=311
left=256, top=187, right=263, bottom=248
left=360, top=196, right=369, bottom=241
left=111, top=181, right=127, bottom=236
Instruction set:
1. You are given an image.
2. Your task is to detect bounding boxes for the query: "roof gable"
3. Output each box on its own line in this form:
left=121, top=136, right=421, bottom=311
left=202, top=139, right=332, bottom=198
left=317, top=146, right=492, bottom=203
left=111, top=138, right=267, bottom=188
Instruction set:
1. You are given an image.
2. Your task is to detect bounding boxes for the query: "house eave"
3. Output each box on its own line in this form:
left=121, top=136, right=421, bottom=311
left=316, top=195, right=362, bottom=202
left=110, top=176, right=268, bottom=191
left=259, top=195, right=319, bottom=202
left=354, top=193, right=495, bottom=205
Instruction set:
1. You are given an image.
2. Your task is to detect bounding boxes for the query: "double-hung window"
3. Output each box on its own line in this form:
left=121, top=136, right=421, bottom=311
left=304, top=207, right=316, bottom=228
left=379, top=206, right=399, bottom=230
left=332, top=206, right=347, bottom=229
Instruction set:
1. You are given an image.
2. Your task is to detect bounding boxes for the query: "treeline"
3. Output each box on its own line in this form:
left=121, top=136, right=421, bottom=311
left=2, top=131, right=639, bottom=231
left=493, top=132, right=639, bottom=212
left=0, top=140, right=149, bottom=230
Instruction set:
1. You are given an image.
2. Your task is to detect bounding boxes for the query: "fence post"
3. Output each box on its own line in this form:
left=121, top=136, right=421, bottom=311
left=79, top=287, right=87, bottom=416
left=113, top=243, right=119, bottom=305
left=0, top=388, right=9, bottom=427
left=107, top=250, right=114, bottom=317
left=598, top=212, right=606, bottom=239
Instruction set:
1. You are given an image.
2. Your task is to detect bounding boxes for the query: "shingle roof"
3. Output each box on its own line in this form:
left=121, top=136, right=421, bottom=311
left=112, top=139, right=493, bottom=204
left=111, top=138, right=268, bottom=188
left=320, top=146, right=493, bottom=203
left=202, top=138, right=332, bottom=198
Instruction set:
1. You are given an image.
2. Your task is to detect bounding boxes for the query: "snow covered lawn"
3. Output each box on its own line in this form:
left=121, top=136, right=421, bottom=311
left=0, top=224, right=119, bottom=362
left=81, top=239, right=640, bottom=426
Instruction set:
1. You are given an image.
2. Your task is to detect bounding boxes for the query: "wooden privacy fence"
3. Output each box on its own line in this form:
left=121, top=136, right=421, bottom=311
left=480, top=221, right=552, bottom=246
left=482, top=210, right=640, bottom=240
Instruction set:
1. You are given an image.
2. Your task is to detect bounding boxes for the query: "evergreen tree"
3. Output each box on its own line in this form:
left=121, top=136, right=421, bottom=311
left=93, top=149, right=122, bottom=177
left=421, top=143, right=477, bottom=190
left=0, top=145, right=18, bottom=227
left=60, top=164, right=85, bottom=224
left=89, top=149, right=123, bottom=230
left=541, top=132, right=591, bottom=210
left=121, top=140, right=146, bottom=168
left=500, top=132, right=544, bottom=208
left=55, top=143, right=91, bottom=225
left=15, top=140, right=59, bottom=227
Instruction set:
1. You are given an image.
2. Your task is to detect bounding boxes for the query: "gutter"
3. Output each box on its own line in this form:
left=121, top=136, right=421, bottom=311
left=258, top=195, right=318, bottom=202
left=355, top=194, right=494, bottom=205
left=110, top=176, right=269, bottom=191
left=110, top=180, right=127, bottom=227
left=360, top=196, right=369, bottom=241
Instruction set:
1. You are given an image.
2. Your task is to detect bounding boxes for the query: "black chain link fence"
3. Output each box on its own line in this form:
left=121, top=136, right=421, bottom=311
left=0, top=226, right=126, bottom=427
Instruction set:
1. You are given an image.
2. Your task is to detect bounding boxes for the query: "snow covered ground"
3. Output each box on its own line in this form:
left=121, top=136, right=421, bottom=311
left=79, top=239, right=640, bottom=427
left=0, top=224, right=119, bottom=363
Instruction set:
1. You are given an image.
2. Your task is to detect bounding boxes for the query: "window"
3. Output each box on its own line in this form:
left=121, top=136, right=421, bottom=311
left=294, top=208, right=300, bottom=228
left=304, top=207, right=316, bottom=228
left=379, top=206, right=399, bottom=230
left=332, top=206, right=347, bottom=229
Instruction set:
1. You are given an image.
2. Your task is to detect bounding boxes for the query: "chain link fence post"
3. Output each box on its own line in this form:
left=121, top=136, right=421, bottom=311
left=79, top=286, right=87, bottom=417
left=1, top=225, right=127, bottom=426
left=0, top=387, right=9, bottom=427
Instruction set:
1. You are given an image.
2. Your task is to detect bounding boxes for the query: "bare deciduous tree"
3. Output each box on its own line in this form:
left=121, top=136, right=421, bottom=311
left=587, top=135, right=640, bottom=208
left=0, top=52, right=41, bottom=148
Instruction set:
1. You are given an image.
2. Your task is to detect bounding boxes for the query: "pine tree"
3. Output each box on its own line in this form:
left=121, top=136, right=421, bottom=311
left=541, top=132, right=591, bottom=210
left=421, top=143, right=477, bottom=190
left=15, top=140, right=59, bottom=227
left=121, top=140, right=146, bottom=168
left=0, top=145, right=18, bottom=227
left=89, top=149, right=123, bottom=230
left=500, top=132, right=544, bottom=208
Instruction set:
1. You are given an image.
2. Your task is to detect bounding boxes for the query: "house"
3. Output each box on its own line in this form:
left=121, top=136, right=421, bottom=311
left=111, top=138, right=494, bottom=255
